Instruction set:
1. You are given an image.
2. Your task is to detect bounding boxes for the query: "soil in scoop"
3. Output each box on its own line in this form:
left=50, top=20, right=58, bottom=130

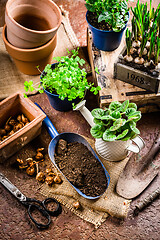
left=54, top=140, right=108, bottom=197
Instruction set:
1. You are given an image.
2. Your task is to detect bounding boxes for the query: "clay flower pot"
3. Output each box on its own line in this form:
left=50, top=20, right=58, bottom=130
left=5, top=0, right=62, bottom=48
left=0, top=92, right=46, bottom=162
left=2, top=24, right=57, bottom=75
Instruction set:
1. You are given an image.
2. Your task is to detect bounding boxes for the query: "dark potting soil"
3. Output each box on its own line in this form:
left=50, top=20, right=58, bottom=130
left=119, top=49, right=159, bottom=77
left=54, top=139, right=108, bottom=197
left=87, top=11, right=111, bottom=31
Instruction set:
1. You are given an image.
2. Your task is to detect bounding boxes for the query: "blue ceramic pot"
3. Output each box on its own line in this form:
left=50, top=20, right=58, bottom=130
left=86, top=11, right=129, bottom=51
left=41, top=63, right=81, bottom=112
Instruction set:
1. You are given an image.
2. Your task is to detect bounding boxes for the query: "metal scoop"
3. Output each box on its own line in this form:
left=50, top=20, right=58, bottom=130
left=34, top=103, right=110, bottom=199
left=74, top=100, right=145, bottom=161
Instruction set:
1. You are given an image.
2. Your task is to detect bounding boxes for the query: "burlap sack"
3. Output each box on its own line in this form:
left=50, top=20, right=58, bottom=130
left=40, top=137, right=131, bottom=228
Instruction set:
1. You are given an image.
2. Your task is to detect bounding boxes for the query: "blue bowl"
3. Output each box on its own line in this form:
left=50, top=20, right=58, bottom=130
left=86, top=11, right=129, bottom=51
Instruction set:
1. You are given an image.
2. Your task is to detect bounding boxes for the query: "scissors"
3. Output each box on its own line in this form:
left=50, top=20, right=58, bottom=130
left=0, top=172, right=62, bottom=229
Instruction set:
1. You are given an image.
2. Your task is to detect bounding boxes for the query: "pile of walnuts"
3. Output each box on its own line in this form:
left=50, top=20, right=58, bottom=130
left=0, top=114, right=29, bottom=142
left=16, top=147, right=62, bottom=186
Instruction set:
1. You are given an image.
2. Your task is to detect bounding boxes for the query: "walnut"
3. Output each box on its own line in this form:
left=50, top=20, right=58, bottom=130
left=45, top=176, right=54, bottom=185
left=45, top=168, right=52, bottom=174
left=36, top=172, right=45, bottom=182
left=21, top=114, right=29, bottom=124
left=35, top=152, right=43, bottom=160
left=16, top=158, right=24, bottom=165
left=54, top=175, right=62, bottom=184
left=26, top=166, right=35, bottom=176
left=17, top=115, right=22, bottom=122
left=26, top=158, right=34, bottom=165
left=73, top=201, right=81, bottom=210
left=4, top=124, right=11, bottom=132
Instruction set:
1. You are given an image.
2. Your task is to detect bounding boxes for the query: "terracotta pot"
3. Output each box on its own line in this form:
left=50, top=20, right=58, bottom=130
left=5, top=0, right=62, bottom=48
left=2, top=24, right=57, bottom=75
left=0, top=92, right=46, bottom=162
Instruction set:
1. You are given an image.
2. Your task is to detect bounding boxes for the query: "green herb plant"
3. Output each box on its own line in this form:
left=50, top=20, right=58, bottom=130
left=124, top=28, right=133, bottom=62
left=124, top=0, right=160, bottom=67
left=90, top=100, right=141, bottom=142
left=85, top=0, right=132, bottom=32
left=24, top=49, right=101, bottom=104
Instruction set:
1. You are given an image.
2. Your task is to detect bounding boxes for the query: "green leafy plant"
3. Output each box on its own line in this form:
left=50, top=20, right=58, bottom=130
left=90, top=100, right=141, bottom=142
left=85, top=0, right=132, bottom=32
left=124, top=0, right=160, bottom=67
left=24, top=49, right=101, bottom=103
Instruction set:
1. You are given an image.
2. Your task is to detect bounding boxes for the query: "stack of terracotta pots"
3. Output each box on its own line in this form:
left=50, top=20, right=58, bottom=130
left=2, top=0, right=62, bottom=75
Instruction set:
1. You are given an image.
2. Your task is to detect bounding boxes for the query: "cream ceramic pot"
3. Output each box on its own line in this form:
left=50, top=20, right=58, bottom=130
left=74, top=100, right=145, bottom=161
left=5, top=0, right=62, bottom=48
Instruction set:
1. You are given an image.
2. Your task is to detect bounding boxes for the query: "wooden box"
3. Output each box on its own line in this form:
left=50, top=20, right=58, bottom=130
left=87, top=29, right=160, bottom=113
left=0, top=93, right=46, bottom=162
left=114, top=46, right=160, bottom=93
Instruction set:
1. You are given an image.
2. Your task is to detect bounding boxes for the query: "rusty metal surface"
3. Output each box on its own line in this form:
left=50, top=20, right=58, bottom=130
left=0, top=0, right=160, bottom=239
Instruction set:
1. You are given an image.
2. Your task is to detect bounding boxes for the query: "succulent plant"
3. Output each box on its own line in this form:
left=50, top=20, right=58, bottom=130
left=90, top=100, right=141, bottom=142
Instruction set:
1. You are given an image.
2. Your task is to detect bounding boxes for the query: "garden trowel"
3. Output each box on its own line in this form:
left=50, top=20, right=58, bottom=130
left=116, top=132, right=160, bottom=199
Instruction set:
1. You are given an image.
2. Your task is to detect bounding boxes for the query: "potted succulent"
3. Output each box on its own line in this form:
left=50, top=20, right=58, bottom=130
left=85, top=0, right=131, bottom=51
left=24, top=49, right=101, bottom=111
left=114, top=0, right=160, bottom=93
left=74, top=99, right=145, bottom=161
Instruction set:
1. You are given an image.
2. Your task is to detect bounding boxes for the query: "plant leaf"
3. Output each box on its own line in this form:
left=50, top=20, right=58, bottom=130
left=91, top=108, right=105, bottom=119
left=120, top=100, right=129, bottom=112
left=101, top=115, right=114, bottom=121
left=90, top=124, right=105, bottom=139
left=128, top=111, right=141, bottom=122
left=128, top=103, right=137, bottom=110
left=116, top=129, right=129, bottom=140
left=121, top=131, right=137, bottom=141
left=103, top=130, right=117, bottom=142
left=129, top=121, right=140, bottom=134
left=109, top=119, right=123, bottom=131
left=109, top=101, right=122, bottom=112
left=126, top=108, right=137, bottom=117
left=111, top=111, right=121, bottom=119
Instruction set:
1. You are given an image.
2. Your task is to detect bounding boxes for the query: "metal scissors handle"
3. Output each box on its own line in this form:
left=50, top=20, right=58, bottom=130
left=0, top=172, right=62, bottom=229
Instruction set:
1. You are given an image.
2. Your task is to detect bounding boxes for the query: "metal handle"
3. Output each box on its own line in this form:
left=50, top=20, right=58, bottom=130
left=127, top=136, right=145, bottom=153
left=28, top=204, right=51, bottom=229
left=74, top=100, right=94, bottom=127
left=43, top=197, right=62, bottom=216
left=34, top=103, right=59, bottom=138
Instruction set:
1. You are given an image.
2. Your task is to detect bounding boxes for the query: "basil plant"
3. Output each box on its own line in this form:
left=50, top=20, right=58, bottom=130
left=90, top=100, right=141, bottom=142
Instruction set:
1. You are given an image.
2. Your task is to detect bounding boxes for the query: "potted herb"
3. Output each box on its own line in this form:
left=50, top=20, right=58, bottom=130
left=85, top=0, right=131, bottom=51
left=74, top=99, right=145, bottom=161
left=90, top=99, right=145, bottom=161
left=24, top=49, right=101, bottom=111
left=114, top=0, right=160, bottom=93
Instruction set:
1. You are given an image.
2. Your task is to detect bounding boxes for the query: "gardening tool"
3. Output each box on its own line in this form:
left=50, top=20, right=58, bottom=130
left=134, top=187, right=160, bottom=215
left=34, top=103, right=110, bottom=200
left=116, top=132, right=160, bottom=199
left=0, top=172, right=62, bottom=229
left=74, top=100, right=145, bottom=161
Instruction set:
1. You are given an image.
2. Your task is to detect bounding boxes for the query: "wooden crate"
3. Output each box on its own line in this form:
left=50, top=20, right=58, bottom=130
left=0, top=93, right=46, bottom=162
left=114, top=46, right=160, bottom=93
left=87, top=29, right=160, bottom=113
